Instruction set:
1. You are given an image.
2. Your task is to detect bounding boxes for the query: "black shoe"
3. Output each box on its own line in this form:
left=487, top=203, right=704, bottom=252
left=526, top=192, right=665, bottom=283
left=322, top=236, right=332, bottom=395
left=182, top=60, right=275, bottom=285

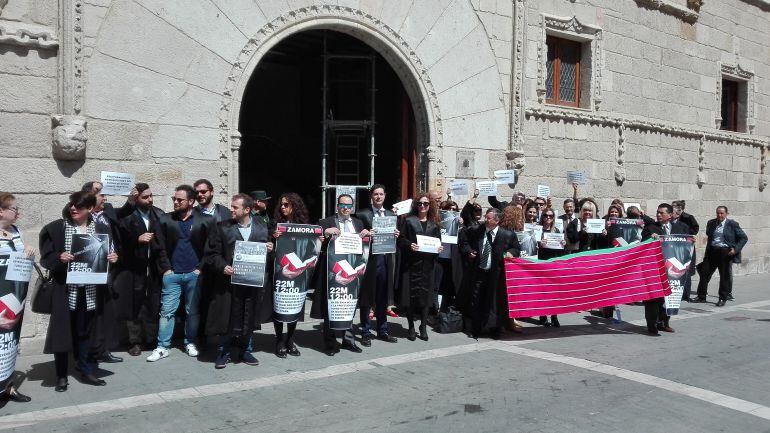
left=5, top=389, right=31, bottom=403
left=97, top=351, right=123, bottom=363
left=551, top=317, right=560, bottom=328
left=128, top=344, right=142, bottom=357
left=275, top=344, right=287, bottom=359
left=241, top=352, right=259, bottom=366
left=538, top=316, right=548, bottom=326
left=727, top=294, right=735, bottom=301
left=716, top=299, right=726, bottom=307
left=377, top=334, right=398, bottom=343
left=691, top=297, right=707, bottom=303
left=214, top=352, right=230, bottom=369
left=341, top=341, right=362, bottom=353
left=361, top=334, right=372, bottom=347
left=55, top=377, right=68, bottom=392
left=407, top=328, right=416, bottom=341
left=324, top=345, right=340, bottom=356
left=285, top=343, right=301, bottom=357
left=418, top=326, right=429, bottom=341
left=647, top=329, right=660, bottom=336
left=81, top=374, right=106, bottom=386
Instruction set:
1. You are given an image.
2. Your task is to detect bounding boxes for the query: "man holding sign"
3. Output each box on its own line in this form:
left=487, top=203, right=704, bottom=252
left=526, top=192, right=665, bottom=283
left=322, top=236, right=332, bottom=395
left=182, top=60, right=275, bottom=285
left=311, top=194, right=369, bottom=356
left=206, top=194, right=272, bottom=369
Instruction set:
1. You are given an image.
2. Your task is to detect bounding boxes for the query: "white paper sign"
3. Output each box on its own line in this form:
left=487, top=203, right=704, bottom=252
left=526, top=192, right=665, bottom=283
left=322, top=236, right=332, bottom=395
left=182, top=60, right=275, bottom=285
left=625, top=202, right=642, bottom=213
left=334, top=233, right=363, bottom=255
left=536, top=184, right=551, bottom=198
left=5, top=252, right=33, bottom=282
left=543, top=232, right=565, bottom=250
left=393, top=199, right=413, bottom=216
left=416, top=235, right=441, bottom=254
left=100, top=171, right=135, bottom=196
left=335, top=186, right=357, bottom=210
left=554, top=218, right=564, bottom=232
left=585, top=218, right=605, bottom=234
left=449, top=180, right=469, bottom=196
left=567, top=170, right=587, bottom=185
left=494, top=170, right=516, bottom=184
left=524, top=223, right=543, bottom=243
left=475, top=181, right=498, bottom=196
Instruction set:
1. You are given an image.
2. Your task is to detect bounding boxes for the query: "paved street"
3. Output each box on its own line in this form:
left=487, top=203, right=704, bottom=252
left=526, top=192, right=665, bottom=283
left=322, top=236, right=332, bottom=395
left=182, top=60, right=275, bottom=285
left=1, top=274, right=769, bottom=433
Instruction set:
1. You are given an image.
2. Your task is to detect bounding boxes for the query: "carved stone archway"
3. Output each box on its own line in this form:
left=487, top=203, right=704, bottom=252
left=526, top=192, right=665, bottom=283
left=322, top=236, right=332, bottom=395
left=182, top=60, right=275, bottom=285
left=217, top=5, right=445, bottom=196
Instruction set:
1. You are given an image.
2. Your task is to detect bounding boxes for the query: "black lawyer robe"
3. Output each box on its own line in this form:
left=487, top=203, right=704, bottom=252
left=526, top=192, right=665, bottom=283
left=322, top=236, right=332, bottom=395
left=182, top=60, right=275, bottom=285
left=396, top=216, right=441, bottom=311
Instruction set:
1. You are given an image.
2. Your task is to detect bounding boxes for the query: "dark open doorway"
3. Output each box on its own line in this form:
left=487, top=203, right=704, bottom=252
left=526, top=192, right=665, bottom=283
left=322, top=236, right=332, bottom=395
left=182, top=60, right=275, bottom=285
left=238, top=30, right=418, bottom=220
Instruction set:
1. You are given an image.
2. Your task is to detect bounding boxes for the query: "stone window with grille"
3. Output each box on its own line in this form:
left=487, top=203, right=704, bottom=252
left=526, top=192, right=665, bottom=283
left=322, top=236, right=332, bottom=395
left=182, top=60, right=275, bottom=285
left=545, top=36, right=582, bottom=107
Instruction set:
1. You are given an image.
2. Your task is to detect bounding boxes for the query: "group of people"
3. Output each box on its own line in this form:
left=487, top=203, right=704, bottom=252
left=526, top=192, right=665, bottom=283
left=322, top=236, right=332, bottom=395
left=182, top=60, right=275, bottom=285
left=0, top=179, right=749, bottom=402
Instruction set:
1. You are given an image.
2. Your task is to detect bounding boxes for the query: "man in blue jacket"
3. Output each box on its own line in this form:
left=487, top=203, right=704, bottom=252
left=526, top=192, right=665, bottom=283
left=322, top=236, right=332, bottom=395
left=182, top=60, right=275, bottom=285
left=693, top=206, right=748, bottom=307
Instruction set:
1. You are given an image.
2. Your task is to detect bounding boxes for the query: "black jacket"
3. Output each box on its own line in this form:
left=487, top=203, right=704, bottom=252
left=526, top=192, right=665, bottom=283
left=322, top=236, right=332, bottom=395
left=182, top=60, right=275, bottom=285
left=675, top=212, right=699, bottom=235
left=703, top=218, right=748, bottom=264
left=354, top=207, right=397, bottom=307
left=566, top=219, right=608, bottom=251
left=155, top=211, right=217, bottom=274
left=642, top=220, right=691, bottom=239
left=194, top=203, right=231, bottom=224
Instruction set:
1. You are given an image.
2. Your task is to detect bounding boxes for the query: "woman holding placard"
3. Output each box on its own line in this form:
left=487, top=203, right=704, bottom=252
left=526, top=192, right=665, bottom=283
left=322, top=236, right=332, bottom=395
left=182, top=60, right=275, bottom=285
left=39, top=192, right=119, bottom=392
left=0, top=192, right=35, bottom=403
left=566, top=199, right=608, bottom=252
left=537, top=208, right=566, bottom=328
left=397, top=193, right=442, bottom=341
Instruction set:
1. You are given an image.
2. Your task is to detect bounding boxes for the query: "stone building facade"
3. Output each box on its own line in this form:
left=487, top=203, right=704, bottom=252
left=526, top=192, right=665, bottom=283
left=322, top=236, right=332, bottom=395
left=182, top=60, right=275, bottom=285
left=1, top=0, right=768, bottom=341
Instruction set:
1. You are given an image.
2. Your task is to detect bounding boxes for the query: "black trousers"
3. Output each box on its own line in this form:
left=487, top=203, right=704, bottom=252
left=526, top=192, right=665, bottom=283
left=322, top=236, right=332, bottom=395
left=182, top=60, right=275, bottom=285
left=360, top=255, right=389, bottom=336
left=222, top=285, right=262, bottom=358
left=696, top=247, right=733, bottom=300
left=322, top=319, right=355, bottom=347
left=471, top=270, right=497, bottom=336
left=126, top=303, right=159, bottom=346
left=55, top=290, right=97, bottom=378
left=643, top=298, right=664, bottom=332
left=273, top=321, right=296, bottom=349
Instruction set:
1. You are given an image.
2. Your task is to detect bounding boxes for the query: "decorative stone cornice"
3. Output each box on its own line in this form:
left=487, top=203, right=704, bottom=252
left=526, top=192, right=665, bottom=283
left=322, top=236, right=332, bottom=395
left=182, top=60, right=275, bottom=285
left=0, top=22, right=58, bottom=49
left=634, top=0, right=700, bottom=23
left=543, top=15, right=601, bottom=35
left=508, top=0, right=527, bottom=176
left=721, top=63, right=754, bottom=80
left=525, top=105, right=769, bottom=148
left=740, top=0, right=770, bottom=11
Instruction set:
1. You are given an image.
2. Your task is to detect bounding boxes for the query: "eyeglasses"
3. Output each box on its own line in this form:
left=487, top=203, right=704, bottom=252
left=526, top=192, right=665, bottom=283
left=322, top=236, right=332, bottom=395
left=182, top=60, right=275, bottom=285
left=280, top=202, right=291, bottom=208
left=195, top=189, right=211, bottom=195
left=2, top=207, right=19, bottom=214
left=337, top=203, right=354, bottom=209
left=172, top=198, right=187, bottom=203
left=543, top=214, right=554, bottom=219
left=417, top=202, right=430, bottom=207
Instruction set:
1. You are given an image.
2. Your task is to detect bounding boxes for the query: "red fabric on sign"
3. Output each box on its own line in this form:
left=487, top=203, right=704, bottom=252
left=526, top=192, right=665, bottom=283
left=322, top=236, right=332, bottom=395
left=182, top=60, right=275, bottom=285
left=505, top=240, right=670, bottom=317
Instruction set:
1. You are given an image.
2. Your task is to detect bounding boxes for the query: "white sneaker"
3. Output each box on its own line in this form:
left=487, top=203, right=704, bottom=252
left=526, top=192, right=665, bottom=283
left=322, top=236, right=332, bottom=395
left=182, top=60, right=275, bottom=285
left=146, top=347, right=169, bottom=362
left=185, top=343, right=199, bottom=357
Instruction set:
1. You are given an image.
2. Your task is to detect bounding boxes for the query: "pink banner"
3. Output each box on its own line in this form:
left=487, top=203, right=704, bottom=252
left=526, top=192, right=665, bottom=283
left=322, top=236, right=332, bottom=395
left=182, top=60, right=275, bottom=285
left=505, top=240, right=670, bottom=318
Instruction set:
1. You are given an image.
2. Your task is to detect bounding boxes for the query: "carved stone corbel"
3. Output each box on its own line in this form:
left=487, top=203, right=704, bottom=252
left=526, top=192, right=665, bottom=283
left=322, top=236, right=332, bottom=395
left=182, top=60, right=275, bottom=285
left=760, top=146, right=767, bottom=192
left=614, top=123, right=626, bottom=184
left=697, top=135, right=706, bottom=188
left=51, top=115, right=87, bottom=160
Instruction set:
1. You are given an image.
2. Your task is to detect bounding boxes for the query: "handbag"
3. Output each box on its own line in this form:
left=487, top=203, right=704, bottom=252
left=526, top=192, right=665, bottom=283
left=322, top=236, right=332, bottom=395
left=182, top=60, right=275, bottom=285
left=437, top=306, right=464, bottom=334
left=31, top=263, right=54, bottom=314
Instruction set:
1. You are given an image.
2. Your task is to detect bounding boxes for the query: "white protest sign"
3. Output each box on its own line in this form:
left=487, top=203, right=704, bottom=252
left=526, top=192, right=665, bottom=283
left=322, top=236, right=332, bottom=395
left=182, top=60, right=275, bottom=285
left=100, top=171, right=135, bottom=196
left=393, top=199, right=413, bottom=216
left=449, top=180, right=469, bottom=196
left=536, top=184, right=551, bottom=198
left=416, top=235, right=441, bottom=254
left=554, top=218, right=564, bottom=232
left=524, top=223, right=543, bottom=243
left=475, top=181, right=498, bottom=196
left=567, top=170, right=587, bottom=185
left=5, top=252, right=33, bottom=282
left=494, top=170, right=515, bottom=185
left=334, top=233, right=363, bottom=255
left=585, top=218, right=605, bottom=234
left=543, top=232, right=565, bottom=250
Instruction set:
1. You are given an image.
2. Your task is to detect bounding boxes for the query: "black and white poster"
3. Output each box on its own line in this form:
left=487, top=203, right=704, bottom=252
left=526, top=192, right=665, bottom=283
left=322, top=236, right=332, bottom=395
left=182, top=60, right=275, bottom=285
left=661, top=235, right=695, bottom=316
left=232, top=241, right=267, bottom=287
left=440, top=210, right=460, bottom=244
left=371, top=216, right=397, bottom=255
left=327, top=235, right=371, bottom=330
left=608, top=218, right=644, bottom=247
left=66, top=234, right=110, bottom=284
left=516, top=231, right=538, bottom=258
left=273, top=223, right=322, bottom=323
left=0, top=254, right=28, bottom=386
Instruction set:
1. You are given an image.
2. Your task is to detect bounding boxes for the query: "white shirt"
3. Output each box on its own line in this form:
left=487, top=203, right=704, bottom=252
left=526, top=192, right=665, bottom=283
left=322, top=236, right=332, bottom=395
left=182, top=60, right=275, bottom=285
left=481, top=226, right=499, bottom=270
left=337, top=216, right=354, bottom=234
left=372, top=206, right=385, bottom=218
left=712, top=220, right=728, bottom=247
left=237, top=222, right=251, bottom=241
left=138, top=209, right=150, bottom=230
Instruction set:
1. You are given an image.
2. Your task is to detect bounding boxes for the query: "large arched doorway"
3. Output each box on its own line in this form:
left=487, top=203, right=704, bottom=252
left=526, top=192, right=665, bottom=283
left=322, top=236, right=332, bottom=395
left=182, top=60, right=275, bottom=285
left=238, top=30, right=420, bottom=219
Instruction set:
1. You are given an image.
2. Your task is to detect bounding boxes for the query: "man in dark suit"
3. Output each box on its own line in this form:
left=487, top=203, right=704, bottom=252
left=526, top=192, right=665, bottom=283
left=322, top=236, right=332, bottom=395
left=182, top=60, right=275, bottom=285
left=146, top=184, right=218, bottom=362
left=205, top=194, right=272, bottom=369
left=311, top=194, right=368, bottom=356
left=116, top=183, right=165, bottom=356
left=249, top=190, right=271, bottom=226
left=642, top=203, right=691, bottom=335
left=672, top=200, right=699, bottom=300
left=460, top=207, right=521, bottom=339
left=354, top=184, right=399, bottom=346
left=694, top=206, right=748, bottom=306
left=193, top=179, right=231, bottom=223
left=487, top=191, right=525, bottom=211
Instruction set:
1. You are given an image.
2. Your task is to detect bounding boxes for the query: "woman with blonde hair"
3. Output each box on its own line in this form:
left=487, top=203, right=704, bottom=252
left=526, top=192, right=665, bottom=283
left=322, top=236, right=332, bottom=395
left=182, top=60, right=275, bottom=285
left=566, top=198, right=608, bottom=252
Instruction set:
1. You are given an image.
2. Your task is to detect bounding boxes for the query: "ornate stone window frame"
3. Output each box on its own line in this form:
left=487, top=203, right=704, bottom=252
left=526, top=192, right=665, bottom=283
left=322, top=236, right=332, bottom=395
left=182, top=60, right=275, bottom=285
left=537, top=14, right=603, bottom=111
left=715, top=62, right=756, bottom=134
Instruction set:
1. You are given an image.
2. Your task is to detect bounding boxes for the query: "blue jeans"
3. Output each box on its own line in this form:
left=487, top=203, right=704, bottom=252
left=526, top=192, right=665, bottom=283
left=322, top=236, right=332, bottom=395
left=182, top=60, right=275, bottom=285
left=157, top=272, right=200, bottom=348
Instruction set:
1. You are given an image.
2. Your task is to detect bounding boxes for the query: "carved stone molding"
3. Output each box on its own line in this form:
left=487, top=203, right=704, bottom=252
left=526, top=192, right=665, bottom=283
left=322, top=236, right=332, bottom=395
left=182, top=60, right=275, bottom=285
left=697, top=135, right=706, bottom=188
left=229, top=132, right=242, bottom=196
left=51, top=115, right=87, bottom=161
left=537, top=14, right=603, bottom=110
left=508, top=0, right=526, bottom=175
left=219, top=5, right=444, bottom=196
left=57, top=0, right=84, bottom=115
left=716, top=62, right=756, bottom=133
left=634, top=0, right=700, bottom=23
left=0, top=23, right=59, bottom=49
left=614, top=123, right=626, bottom=184
left=759, top=146, right=767, bottom=192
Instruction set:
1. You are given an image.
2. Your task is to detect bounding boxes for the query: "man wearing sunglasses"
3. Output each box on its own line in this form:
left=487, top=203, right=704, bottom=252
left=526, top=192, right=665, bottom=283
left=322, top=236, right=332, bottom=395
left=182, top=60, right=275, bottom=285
left=193, top=179, right=231, bottom=223
left=311, top=194, right=369, bottom=356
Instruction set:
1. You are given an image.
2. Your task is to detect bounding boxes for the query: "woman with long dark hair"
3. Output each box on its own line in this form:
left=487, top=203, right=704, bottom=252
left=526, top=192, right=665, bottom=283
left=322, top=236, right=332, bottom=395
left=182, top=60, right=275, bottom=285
left=39, top=192, right=119, bottom=392
left=537, top=208, right=565, bottom=327
left=0, top=192, right=34, bottom=403
left=397, top=193, right=442, bottom=341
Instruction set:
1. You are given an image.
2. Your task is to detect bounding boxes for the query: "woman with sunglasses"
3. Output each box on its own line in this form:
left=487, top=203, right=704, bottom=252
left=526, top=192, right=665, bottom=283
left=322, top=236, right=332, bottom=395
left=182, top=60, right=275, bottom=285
left=397, top=193, right=443, bottom=341
left=536, top=208, right=565, bottom=327
left=0, top=193, right=35, bottom=403
left=270, top=193, right=321, bottom=358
